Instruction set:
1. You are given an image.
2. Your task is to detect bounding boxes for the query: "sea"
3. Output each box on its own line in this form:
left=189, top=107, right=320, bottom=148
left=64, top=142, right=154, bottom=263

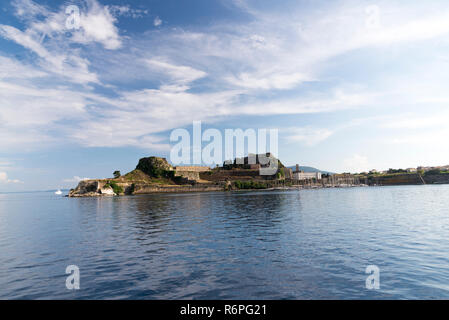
left=0, top=185, right=448, bottom=299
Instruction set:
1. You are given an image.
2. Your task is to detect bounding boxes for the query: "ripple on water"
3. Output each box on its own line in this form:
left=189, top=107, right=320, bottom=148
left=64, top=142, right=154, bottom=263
left=0, top=186, right=449, bottom=299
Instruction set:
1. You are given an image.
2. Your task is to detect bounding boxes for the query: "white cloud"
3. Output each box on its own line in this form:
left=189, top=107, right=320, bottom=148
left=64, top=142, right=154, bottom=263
left=145, top=59, right=207, bottom=84
left=63, top=176, right=91, bottom=183
left=13, top=0, right=49, bottom=19
left=0, top=24, right=99, bottom=84
left=225, top=71, right=309, bottom=90
left=71, top=0, right=122, bottom=50
left=343, top=154, right=371, bottom=173
left=21, top=0, right=123, bottom=50
left=284, top=127, right=334, bottom=146
left=109, top=5, right=148, bottom=18
left=0, top=0, right=125, bottom=85
left=66, top=84, right=236, bottom=149
left=0, top=55, right=47, bottom=79
left=0, top=25, right=53, bottom=59
left=381, top=113, right=449, bottom=130
left=108, top=5, right=130, bottom=16
left=3, top=0, right=449, bottom=156
left=154, top=16, right=162, bottom=27
left=388, top=127, right=449, bottom=145
left=0, top=79, right=87, bottom=127
left=0, top=172, right=23, bottom=184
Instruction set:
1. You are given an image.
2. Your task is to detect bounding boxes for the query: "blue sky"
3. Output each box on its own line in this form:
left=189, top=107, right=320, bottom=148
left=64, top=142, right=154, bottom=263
left=1, top=0, right=449, bottom=191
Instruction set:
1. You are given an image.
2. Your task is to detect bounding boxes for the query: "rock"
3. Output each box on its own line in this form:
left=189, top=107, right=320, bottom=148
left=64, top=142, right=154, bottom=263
left=100, top=186, right=115, bottom=196
left=69, top=179, right=133, bottom=197
left=135, top=156, right=173, bottom=177
left=69, top=180, right=100, bottom=197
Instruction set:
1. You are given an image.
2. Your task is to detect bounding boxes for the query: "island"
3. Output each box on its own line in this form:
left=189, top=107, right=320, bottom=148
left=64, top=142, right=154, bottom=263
left=69, top=153, right=290, bottom=197
left=68, top=154, right=449, bottom=197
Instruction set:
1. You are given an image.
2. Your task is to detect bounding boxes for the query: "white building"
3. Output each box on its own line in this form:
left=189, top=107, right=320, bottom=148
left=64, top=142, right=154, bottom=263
left=292, top=164, right=322, bottom=180
left=293, top=171, right=322, bottom=180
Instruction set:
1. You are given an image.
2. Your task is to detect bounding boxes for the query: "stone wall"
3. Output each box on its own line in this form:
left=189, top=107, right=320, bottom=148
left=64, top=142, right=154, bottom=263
left=133, top=184, right=223, bottom=194
left=363, top=173, right=449, bottom=186
left=200, top=169, right=264, bottom=182
left=174, top=166, right=211, bottom=172
left=174, top=166, right=211, bottom=181
left=423, top=174, right=449, bottom=184
left=371, top=174, right=422, bottom=185
left=174, top=171, right=201, bottom=181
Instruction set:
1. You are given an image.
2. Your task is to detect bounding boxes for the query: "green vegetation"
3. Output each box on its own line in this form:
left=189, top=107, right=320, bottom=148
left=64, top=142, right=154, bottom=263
left=124, top=169, right=152, bottom=182
left=123, top=169, right=176, bottom=185
left=135, top=157, right=173, bottom=178
left=387, top=168, right=408, bottom=174
left=127, top=183, right=136, bottom=195
left=104, top=181, right=124, bottom=195
left=113, top=170, right=121, bottom=178
left=362, top=168, right=449, bottom=177
left=234, top=180, right=268, bottom=190
left=424, top=169, right=449, bottom=176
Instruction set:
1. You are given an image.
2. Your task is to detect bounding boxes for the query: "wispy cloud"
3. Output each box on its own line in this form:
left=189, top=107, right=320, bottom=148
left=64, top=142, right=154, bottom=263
left=153, top=16, right=162, bottom=27
left=0, top=172, right=23, bottom=184
left=145, top=59, right=207, bottom=84
left=284, top=127, right=335, bottom=146
left=343, top=154, right=371, bottom=174
left=63, top=176, right=91, bottom=183
left=2, top=0, right=449, bottom=157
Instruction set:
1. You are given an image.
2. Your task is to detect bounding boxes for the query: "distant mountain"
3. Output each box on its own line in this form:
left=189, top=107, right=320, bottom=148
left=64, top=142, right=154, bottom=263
left=287, top=165, right=335, bottom=175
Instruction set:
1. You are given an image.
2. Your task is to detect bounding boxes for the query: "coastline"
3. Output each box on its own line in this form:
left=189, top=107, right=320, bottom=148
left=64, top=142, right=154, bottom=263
left=68, top=156, right=449, bottom=198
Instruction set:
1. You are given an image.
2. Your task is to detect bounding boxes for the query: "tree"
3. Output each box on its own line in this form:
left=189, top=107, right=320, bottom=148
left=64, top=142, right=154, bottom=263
left=113, top=170, right=121, bottom=179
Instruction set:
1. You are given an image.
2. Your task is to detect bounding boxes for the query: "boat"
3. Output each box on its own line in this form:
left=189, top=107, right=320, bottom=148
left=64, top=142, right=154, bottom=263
left=55, top=189, right=63, bottom=195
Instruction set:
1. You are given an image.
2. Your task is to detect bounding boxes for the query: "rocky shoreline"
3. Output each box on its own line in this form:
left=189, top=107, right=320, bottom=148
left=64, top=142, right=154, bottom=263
left=68, top=179, right=225, bottom=197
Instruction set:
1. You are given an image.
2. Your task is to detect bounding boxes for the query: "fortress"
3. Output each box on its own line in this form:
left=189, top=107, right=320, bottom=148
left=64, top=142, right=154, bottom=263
left=174, top=166, right=211, bottom=181
left=174, top=166, right=211, bottom=172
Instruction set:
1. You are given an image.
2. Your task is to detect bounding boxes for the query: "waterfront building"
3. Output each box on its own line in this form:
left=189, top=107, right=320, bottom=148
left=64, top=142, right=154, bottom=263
left=292, top=164, right=322, bottom=180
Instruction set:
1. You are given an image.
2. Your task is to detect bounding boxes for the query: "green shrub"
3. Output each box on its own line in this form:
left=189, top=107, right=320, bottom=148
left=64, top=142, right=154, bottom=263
left=234, top=180, right=268, bottom=190
left=108, top=181, right=124, bottom=195
left=279, top=168, right=285, bottom=177
left=425, top=169, right=442, bottom=176
left=126, top=183, right=136, bottom=195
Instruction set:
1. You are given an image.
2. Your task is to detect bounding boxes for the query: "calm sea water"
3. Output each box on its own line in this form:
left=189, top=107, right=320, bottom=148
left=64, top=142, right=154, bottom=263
left=1, top=185, right=449, bottom=299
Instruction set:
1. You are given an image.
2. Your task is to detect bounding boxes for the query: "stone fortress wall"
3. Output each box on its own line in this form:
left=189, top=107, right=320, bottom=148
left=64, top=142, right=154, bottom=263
left=174, top=166, right=211, bottom=181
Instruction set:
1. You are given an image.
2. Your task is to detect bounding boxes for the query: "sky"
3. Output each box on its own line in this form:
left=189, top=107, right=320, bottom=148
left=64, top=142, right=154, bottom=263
left=1, top=0, right=449, bottom=191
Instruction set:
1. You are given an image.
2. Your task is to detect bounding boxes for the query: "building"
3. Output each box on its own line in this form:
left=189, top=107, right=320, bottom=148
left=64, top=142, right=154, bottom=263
left=293, top=171, right=322, bottom=180
left=284, top=167, right=293, bottom=179
left=292, top=164, right=321, bottom=181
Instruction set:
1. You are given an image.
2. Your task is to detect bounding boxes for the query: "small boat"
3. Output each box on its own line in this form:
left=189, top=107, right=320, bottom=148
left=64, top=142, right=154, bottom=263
left=55, top=189, right=63, bottom=195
